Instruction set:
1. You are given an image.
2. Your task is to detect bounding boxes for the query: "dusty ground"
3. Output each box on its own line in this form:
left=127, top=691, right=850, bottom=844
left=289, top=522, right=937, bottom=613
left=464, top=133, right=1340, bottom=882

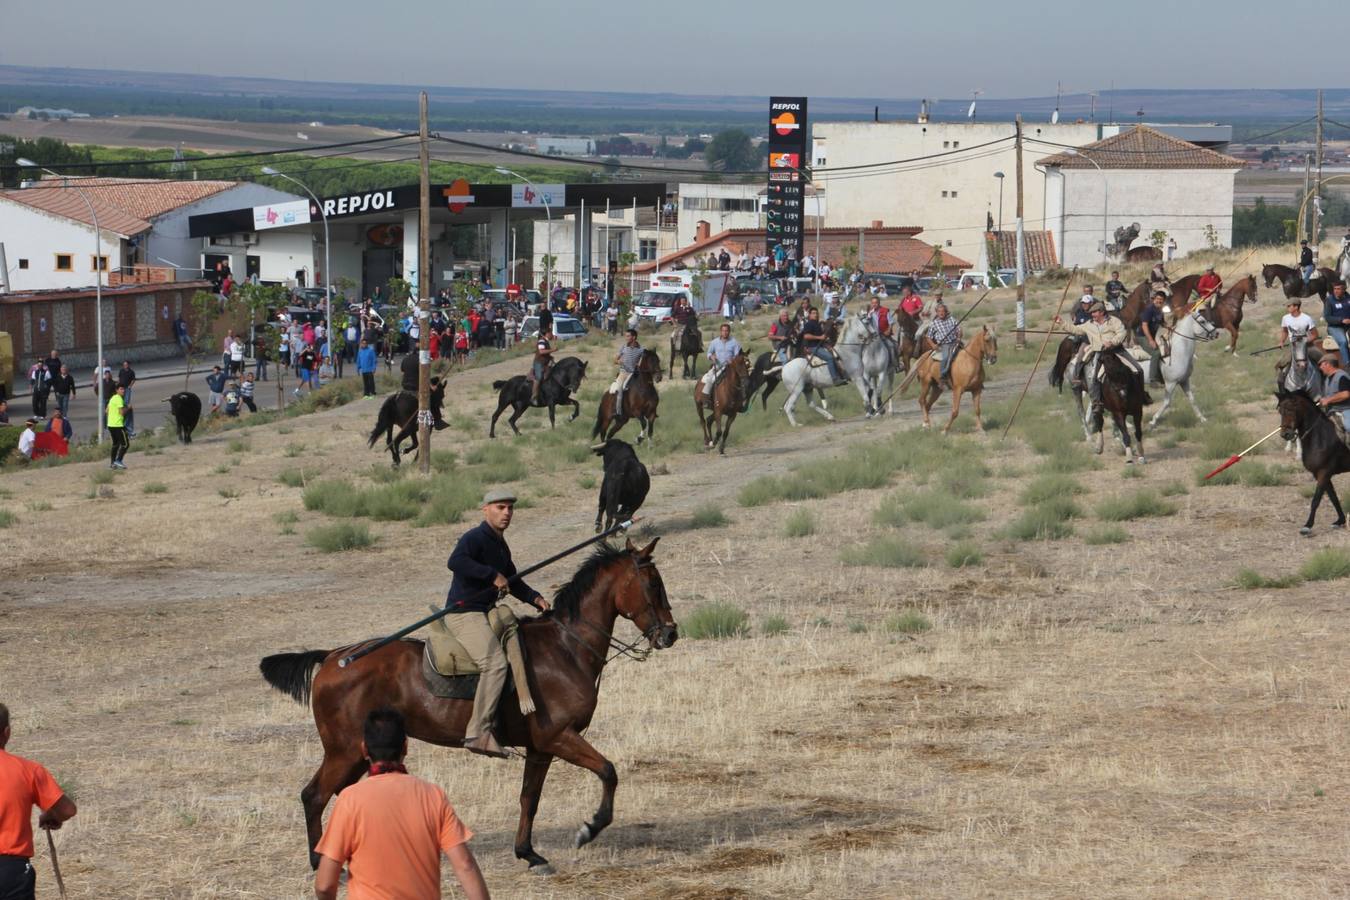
left=4, top=252, right=1350, bottom=898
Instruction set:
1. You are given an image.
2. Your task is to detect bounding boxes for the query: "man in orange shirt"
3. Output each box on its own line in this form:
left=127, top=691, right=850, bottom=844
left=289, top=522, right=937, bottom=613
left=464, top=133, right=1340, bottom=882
left=315, top=707, right=488, bottom=900
left=0, top=703, right=77, bottom=900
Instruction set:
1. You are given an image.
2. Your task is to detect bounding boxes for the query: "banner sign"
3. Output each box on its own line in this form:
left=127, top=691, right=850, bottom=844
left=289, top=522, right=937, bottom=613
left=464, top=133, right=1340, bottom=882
left=510, top=183, right=563, bottom=208
left=766, top=96, right=808, bottom=259
left=253, top=199, right=311, bottom=231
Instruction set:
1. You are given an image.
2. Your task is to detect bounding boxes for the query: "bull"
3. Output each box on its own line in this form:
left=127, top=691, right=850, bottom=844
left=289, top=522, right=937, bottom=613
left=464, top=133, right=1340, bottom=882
left=163, top=392, right=202, bottom=444
left=592, top=438, right=650, bottom=533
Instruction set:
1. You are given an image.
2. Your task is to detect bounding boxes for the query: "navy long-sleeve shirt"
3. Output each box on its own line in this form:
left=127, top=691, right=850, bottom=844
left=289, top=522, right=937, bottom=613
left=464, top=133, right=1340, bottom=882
left=445, top=521, right=540, bottom=613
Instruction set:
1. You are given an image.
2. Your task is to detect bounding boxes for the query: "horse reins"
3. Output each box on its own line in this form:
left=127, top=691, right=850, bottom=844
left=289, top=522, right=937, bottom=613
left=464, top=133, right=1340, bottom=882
left=550, top=556, right=666, bottom=674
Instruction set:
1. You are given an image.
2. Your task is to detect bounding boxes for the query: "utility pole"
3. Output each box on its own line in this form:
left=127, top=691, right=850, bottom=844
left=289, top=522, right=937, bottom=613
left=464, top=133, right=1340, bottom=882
left=1303, top=153, right=1313, bottom=243
left=416, top=91, right=433, bottom=475
left=1014, top=115, right=1026, bottom=349
left=1313, top=89, right=1324, bottom=245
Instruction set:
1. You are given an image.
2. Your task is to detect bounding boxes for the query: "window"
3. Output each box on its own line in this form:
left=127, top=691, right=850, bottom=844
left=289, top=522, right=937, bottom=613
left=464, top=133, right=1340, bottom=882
left=815, top=157, right=827, bottom=166
left=17, top=259, right=28, bottom=269
left=639, top=239, right=657, bottom=261
left=950, top=191, right=958, bottom=198
left=942, top=141, right=950, bottom=148
left=941, top=191, right=948, bottom=198
left=91, top=255, right=108, bottom=271
left=953, top=141, right=960, bottom=149
left=55, top=254, right=72, bottom=271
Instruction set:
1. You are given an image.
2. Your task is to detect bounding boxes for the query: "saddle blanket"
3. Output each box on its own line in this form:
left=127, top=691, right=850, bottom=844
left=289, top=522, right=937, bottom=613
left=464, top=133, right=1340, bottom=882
left=421, top=644, right=518, bottom=702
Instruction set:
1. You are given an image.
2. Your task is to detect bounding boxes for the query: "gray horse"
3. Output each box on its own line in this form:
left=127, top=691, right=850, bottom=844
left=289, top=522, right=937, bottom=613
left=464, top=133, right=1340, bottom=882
left=835, top=312, right=896, bottom=417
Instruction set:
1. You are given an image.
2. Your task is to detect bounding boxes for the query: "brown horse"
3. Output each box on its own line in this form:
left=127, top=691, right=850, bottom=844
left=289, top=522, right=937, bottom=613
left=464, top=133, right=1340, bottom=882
left=1196, top=274, right=1258, bottom=353
left=892, top=306, right=921, bottom=372
left=259, top=539, right=679, bottom=874
left=592, top=349, right=662, bottom=444
left=1119, top=274, right=1203, bottom=333
left=914, top=324, right=998, bottom=433
left=695, top=351, right=750, bottom=455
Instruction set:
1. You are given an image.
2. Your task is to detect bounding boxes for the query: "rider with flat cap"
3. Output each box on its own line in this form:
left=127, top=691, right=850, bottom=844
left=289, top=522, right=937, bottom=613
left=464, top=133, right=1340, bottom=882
left=444, top=488, right=550, bottom=759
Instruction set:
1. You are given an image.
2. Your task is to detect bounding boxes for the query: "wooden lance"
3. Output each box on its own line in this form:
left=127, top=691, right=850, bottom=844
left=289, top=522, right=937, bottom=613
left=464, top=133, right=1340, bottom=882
left=1203, top=427, right=1282, bottom=480
left=1001, top=267, right=1078, bottom=440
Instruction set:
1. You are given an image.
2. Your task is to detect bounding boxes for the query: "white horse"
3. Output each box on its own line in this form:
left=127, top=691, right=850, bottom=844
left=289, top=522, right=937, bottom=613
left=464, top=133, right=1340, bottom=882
left=835, top=313, right=896, bottom=417
left=1339, top=243, right=1350, bottom=285
left=1277, top=329, right=1322, bottom=456
left=1148, top=308, right=1220, bottom=428
left=773, top=355, right=839, bottom=427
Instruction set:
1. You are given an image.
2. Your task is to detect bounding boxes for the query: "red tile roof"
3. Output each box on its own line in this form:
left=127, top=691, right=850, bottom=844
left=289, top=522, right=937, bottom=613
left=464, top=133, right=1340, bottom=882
left=636, top=226, right=968, bottom=275
left=20, top=176, right=239, bottom=219
left=1036, top=125, right=1243, bottom=170
left=0, top=187, right=151, bottom=238
left=985, top=230, right=1058, bottom=271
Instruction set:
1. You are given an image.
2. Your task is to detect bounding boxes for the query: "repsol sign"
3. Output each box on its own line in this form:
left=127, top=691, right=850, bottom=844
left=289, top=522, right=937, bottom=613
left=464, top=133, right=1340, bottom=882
left=770, top=102, right=802, bottom=111
left=323, top=190, right=397, bottom=217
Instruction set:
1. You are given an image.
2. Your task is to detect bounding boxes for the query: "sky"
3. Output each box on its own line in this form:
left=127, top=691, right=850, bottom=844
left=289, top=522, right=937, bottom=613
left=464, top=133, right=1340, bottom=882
left=2, top=0, right=1334, bottom=98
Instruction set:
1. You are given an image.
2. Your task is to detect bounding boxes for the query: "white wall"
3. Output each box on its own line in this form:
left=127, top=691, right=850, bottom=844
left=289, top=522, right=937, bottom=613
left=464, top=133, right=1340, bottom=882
left=148, top=183, right=300, bottom=278
left=205, top=229, right=316, bottom=285
left=814, top=120, right=1101, bottom=268
left=1049, top=168, right=1238, bottom=268
left=0, top=199, right=127, bottom=291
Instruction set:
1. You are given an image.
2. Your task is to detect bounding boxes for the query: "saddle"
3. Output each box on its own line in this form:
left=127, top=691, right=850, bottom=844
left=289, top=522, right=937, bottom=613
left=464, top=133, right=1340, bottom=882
left=423, top=604, right=536, bottom=714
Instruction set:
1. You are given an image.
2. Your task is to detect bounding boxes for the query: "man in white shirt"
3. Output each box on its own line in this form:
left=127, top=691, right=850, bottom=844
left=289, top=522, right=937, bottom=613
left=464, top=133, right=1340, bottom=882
left=1279, top=298, right=1320, bottom=371
left=17, top=417, right=38, bottom=459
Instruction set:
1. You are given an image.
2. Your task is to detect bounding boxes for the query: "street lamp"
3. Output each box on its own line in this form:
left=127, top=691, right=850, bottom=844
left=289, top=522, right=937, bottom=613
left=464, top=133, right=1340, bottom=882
left=1064, top=148, right=1108, bottom=266
left=260, top=166, right=330, bottom=337
left=18, top=158, right=104, bottom=444
left=496, top=167, right=551, bottom=292
left=993, top=171, right=1005, bottom=235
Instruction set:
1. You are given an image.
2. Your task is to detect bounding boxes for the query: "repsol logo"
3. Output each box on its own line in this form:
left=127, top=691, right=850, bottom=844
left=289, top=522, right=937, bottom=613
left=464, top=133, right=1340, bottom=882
left=771, top=102, right=801, bottom=111
left=323, top=190, right=396, bottom=217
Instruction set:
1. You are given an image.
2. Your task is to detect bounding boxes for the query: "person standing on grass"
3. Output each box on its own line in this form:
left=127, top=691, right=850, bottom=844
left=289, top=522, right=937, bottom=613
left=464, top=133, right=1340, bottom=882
left=117, top=361, right=138, bottom=438
left=239, top=373, right=258, bottom=414
left=106, top=383, right=130, bottom=469
left=16, top=417, right=38, bottom=461
left=0, top=703, right=78, bottom=900
left=312, top=708, right=488, bottom=900
left=205, top=365, right=228, bottom=415
left=357, top=339, right=378, bottom=398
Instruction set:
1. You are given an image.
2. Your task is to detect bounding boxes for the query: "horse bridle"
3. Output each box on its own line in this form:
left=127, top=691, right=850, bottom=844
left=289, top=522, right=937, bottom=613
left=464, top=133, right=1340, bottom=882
left=553, top=555, right=668, bottom=668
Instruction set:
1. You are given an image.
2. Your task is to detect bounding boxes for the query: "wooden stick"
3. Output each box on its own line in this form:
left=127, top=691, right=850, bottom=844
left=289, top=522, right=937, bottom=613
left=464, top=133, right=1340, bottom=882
left=1001, top=267, right=1079, bottom=441
left=46, top=829, right=66, bottom=899
left=1203, top=426, right=1282, bottom=479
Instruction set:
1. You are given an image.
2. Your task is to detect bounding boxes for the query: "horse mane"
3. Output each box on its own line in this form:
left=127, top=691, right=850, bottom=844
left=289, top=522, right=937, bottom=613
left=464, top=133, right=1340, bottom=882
left=551, top=542, right=629, bottom=621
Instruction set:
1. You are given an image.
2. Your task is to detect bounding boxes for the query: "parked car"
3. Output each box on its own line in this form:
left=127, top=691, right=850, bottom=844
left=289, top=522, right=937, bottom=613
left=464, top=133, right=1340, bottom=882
left=737, top=278, right=787, bottom=308
left=862, top=273, right=918, bottom=295
left=521, top=314, right=588, bottom=340
left=279, top=305, right=326, bottom=325
left=292, top=287, right=329, bottom=308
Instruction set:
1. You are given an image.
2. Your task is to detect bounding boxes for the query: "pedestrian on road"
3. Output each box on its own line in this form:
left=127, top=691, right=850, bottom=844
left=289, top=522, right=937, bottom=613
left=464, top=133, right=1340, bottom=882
left=49, top=365, right=76, bottom=419
left=106, top=383, right=131, bottom=469
left=357, top=339, right=378, bottom=398
left=313, top=707, right=488, bottom=900
left=0, top=703, right=78, bottom=900
left=27, top=359, right=49, bottom=418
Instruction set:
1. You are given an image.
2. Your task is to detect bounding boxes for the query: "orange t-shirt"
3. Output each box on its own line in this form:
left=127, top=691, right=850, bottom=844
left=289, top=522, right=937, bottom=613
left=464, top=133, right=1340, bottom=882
left=315, top=772, right=472, bottom=900
left=0, top=749, right=65, bottom=857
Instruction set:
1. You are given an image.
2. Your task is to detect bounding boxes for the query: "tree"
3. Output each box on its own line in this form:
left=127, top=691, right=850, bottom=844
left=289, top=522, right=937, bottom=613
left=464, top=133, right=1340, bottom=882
left=705, top=130, right=757, bottom=173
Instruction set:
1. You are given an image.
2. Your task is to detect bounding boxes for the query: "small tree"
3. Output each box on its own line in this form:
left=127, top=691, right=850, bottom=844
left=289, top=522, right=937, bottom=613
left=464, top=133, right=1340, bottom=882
left=1149, top=229, right=1169, bottom=251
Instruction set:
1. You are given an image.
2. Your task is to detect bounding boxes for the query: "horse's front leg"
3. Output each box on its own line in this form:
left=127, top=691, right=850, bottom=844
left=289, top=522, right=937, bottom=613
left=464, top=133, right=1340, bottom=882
left=1132, top=411, right=1146, bottom=464
left=971, top=387, right=984, bottom=433
left=942, top=386, right=963, bottom=434
left=695, top=400, right=713, bottom=448
left=543, top=728, right=618, bottom=850
left=547, top=402, right=557, bottom=429
left=514, top=751, right=557, bottom=874
left=1303, top=479, right=1328, bottom=535
left=1180, top=378, right=1207, bottom=424
left=568, top=398, right=580, bottom=422
left=1226, top=325, right=1239, bottom=354
left=718, top=412, right=735, bottom=455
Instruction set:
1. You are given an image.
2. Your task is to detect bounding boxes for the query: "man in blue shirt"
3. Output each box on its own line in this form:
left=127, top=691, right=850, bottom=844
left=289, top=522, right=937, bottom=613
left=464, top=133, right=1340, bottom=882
left=1139, top=291, right=1169, bottom=385
left=700, top=322, right=743, bottom=395
left=1323, top=281, right=1350, bottom=368
left=357, top=339, right=379, bottom=398
left=444, top=489, right=550, bottom=759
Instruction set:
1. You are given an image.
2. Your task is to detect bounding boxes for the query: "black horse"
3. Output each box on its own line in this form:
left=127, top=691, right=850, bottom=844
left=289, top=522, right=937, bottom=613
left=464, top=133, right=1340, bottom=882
left=367, top=379, right=447, bottom=467
left=1277, top=387, right=1350, bottom=535
left=1050, top=342, right=1152, bottom=463
left=489, top=356, right=588, bottom=438
left=668, top=320, right=703, bottom=379
left=744, top=351, right=784, bottom=412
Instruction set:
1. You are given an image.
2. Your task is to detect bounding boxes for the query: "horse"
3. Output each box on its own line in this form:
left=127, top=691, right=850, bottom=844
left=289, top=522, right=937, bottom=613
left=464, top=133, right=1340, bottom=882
left=1196, top=274, right=1258, bottom=353
left=592, top=349, right=662, bottom=444
left=668, top=320, right=703, bottom=380
left=1276, top=331, right=1323, bottom=456
left=366, top=379, right=447, bottom=467
left=1340, top=245, right=1350, bottom=285
left=1049, top=343, right=1151, bottom=462
left=694, top=351, right=750, bottom=454
left=773, top=349, right=841, bottom=427
left=835, top=312, right=896, bottom=417
left=1147, top=308, right=1221, bottom=428
left=258, top=539, right=679, bottom=874
left=914, top=324, right=998, bottom=433
left=489, top=357, right=589, bottom=438
left=892, top=305, right=922, bottom=373
left=1123, top=245, right=1162, bottom=262
left=1119, top=274, right=1203, bottom=333
left=744, top=351, right=784, bottom=412
left=1277, top=388, right=1350, bottom=534
left=1262, top=263, right=1337, bottom=303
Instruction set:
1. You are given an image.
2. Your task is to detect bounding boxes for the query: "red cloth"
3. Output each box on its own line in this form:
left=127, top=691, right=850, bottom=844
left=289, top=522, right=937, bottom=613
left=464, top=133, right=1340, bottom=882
left=31, top=431, right=68, bottom=459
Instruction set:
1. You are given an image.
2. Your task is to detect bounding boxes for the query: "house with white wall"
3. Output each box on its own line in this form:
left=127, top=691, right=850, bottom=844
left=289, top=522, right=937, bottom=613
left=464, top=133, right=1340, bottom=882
left=1037, top=126, right=1242, bottom=268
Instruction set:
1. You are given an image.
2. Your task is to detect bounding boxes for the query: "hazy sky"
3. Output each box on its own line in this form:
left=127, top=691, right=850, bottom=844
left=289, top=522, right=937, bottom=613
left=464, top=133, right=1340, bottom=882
left=2, top=0, right=1332, bottom=98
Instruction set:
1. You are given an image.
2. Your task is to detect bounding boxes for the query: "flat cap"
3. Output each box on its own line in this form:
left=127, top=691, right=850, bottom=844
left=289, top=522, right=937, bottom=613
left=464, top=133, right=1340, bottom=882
left=482, top=488, right=517, bottom=505
left=1089, top=301, right=1106, bottom=314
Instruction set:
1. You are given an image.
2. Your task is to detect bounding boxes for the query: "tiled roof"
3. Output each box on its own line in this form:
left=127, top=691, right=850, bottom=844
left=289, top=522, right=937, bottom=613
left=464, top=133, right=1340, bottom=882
left=985, top=230, right=1058, bottom=271
left=1036, top=126, right=1243, bottom=170
left=19, top=176, right=239, bottom=219
left=0, top=188, right=151, bottom=238
left=634, top=226, right=967, bottom=275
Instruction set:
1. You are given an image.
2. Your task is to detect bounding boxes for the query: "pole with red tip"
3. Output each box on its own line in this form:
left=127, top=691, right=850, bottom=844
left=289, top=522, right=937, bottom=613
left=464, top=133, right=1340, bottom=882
left=1203, top=427, right=1282, bottom=480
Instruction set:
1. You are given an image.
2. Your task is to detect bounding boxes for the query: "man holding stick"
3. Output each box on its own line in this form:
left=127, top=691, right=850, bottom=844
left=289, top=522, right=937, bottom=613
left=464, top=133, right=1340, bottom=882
left=0, top=703, right=77, bottom=900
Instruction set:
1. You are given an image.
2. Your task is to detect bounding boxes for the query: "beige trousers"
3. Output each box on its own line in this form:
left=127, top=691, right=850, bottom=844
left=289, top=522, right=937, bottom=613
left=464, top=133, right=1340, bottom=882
left=443, top=611, right=508, bottom=739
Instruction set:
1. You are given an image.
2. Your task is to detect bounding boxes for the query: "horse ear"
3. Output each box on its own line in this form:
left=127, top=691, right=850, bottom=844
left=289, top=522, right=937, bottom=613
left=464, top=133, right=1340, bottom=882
left=638, top=537, right=660, bottom=557
left=624, top=537, right=635, bottom=552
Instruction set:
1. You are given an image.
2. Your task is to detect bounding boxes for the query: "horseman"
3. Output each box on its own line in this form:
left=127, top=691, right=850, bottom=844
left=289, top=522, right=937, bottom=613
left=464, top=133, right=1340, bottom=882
left=1300, top=239, right=1318, bottom=289
left=1056, top=301, right=1143, bottom=404
left=1279, top=298, right=1320, bottom=366
left=1316, top=354, right=1350, bottom=435
left=865, top=295, right=899, bottom=366
left=1104, top=271, right=1127, bottom=310
left=1150, top=261, right=1171, bottom=300
left=800, top=307, right=848, bottom=386
left=610, top=328, right=643, bottom=416
left=1194, top=265, right=1223, bottom=309
left=913, top=288, right=943, bottom=346
left=699, top=322, right=743, bottom=398
left=1139, top=291, right=1169, bottom=385
left=527, top=336, right=554, bottom=406
left=928, top=302, right=962, bottom=389
left=444, top=488, right=551, bottom=759
left=1325, top=281, right=1350, bottom=367
left=767, top=309, right=796, bottom=365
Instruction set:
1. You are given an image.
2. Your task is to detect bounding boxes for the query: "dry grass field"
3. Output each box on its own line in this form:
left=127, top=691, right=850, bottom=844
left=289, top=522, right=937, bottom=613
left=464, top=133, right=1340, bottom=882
left=5, top=248, right=1350, bottom=898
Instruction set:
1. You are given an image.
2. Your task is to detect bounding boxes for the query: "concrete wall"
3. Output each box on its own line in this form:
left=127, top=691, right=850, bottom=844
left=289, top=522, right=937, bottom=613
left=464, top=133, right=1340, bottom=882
left=1047, top=168, right=1238, bottom=268
left=813, top=121, right=1101, bottom=269
left=0, top=200, right=127, bottom=292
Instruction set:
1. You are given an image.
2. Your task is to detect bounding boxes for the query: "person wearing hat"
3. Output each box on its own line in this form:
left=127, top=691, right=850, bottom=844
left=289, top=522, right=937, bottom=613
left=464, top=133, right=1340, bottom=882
left=1055, top=300, right=1141, bottom=402
left=1139, top=291, right=1170, bottom=385
left=444, top=488, right=550, bottom=759
left=1300, top=239, right=1317, bottom=288
left=611, top=328, right=643, bottom=416
left=927, top=302, right=962, bottom=388
left=1073, top=286, right=1098, bottom=325
left=1279, top=297, right=1319, bottom=364
left=1195, top=265, right=1223, bottom=308
left=1317, top=353, right=1350, bottom=434
left=16, top=417, right=38, bottom=460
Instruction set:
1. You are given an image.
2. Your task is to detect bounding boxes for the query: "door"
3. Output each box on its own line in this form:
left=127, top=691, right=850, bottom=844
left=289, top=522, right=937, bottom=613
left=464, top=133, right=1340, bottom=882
left=246, top=255, right=261, bottom=281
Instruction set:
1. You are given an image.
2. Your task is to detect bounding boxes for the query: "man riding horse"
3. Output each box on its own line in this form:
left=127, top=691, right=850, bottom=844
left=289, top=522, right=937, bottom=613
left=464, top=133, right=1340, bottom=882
left=611, top=328, right=643, bottom=416
left=865, top=295, right=900, bottom=370
left=1151, top=261, right=1171, bottom=300
left=1300, top=239, right=1318, bottom=290
left=928, top=302, right=961, bottom=389
left=528, top=337, right=554, bottom=406
left=799, top=307, right=848, bottom=386
left=1057, top=301, right=1144, bottom=404
left=1139, top=291, right=1169, bottom=385
left=767, top=309, right=796, bottom=365
left=699, top=323, right=743, bottom=398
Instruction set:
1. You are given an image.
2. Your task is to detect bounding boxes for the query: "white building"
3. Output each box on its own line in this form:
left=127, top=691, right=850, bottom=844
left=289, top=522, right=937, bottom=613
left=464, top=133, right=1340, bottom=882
left=676, top=181, right=824, bottom=249
left=1038, top=126, right=1242, bottom=268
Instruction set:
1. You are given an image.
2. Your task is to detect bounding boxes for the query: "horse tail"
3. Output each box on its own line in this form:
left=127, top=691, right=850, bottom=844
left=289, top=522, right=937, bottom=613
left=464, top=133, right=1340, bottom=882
left=259, top=649, right=330, bottom=706
left=367, top=398, right=393, bottom=448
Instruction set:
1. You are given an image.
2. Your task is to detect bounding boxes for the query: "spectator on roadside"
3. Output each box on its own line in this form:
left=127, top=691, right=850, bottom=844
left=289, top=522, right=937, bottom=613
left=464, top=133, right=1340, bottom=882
left=221, top=331, right=235, bottom=372
left=107, top=383, right=130, bottom=469
left=254, top=335, right=270, bottom=381
left=28, top=358, right=49, bottom=418
left=46, top=408, right=73, bottom=442
left=43, top=350, right=62, bottom=385
left=240, top=372, right=257, bottom=413
left=314, top=707, right=488, bottom=900
left=229, top=335, right=245, bottom=377
left=295, top=344, right=318, bottom=397
left=357, top=339, right=378, bottom=398
left=0, top=703, right=77, bottom=900
left=279, top=329, right=291, bottom=373
left=173, top=313, right=191, bottom=351
left=117, top=361, right=138, bottom=438
left=50, top=365, right=76, bottom=418
left=205, top=365, right=228, bottom=414
left=0, top=398, right=9, bottom=424
left=223, top=381, right=241, bottom=418
left=17, top=417, right=38, bottom=460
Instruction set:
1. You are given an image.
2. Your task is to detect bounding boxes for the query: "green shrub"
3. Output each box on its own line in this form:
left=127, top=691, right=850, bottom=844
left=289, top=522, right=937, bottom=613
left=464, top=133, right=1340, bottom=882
left=414, top=477, right=485, bottom=527
left=1300, top=549, right=1350, bottom=582
left=90, top=469, right=115, bottom=485
left=783, top=507, right=817, bottom=537
left=1005, top=506, right=1075, bottom=541
left=211, top=463, right=230, bottom=475
left=307, top=522, right=377, bottom=553
left=25, top=500, right=53, bottom=512
left=363, top=481, right=431, bottom=521
left=302, top=480, right=365, bottom=517
left=366, top=464, right=406, bottom=484
left=141, top=482, right=169, bottom=494
left=1240, top=463, right=1287, bottom=487
left=1096, top=491, right=1178, bottom=522
left=273, top=510, right=299, bottom=525
left=841, top=536, right=927, bottom=568
left=761, top=615, right=790, bottom=637
left=874, top=490, right=984, bottom=530
left=847, top=621, right=868, bottom=634
left=277, top=467, right=318, bottom=488
left=283, top=442, right=306, bottom=458
left=1084, top=526, right=1130, bottom=545
left=689, top=505, right=728, bottom=529
left=945, top=542, right=984, bottom=568
left=1234, top=568, right=1301, bottom=589
left=430, top=450, right=458, bottom=474
left=1199, top=423, right=1254, bottom=461
left=682, top=602, right=750, bottom=639
left=217, top=487, right=241, bottom=499
left=0, top=509, right=16, bottom=528
left=227, top=437, right=250, bottom=453
left=578, top=474, right=597, bottom=490
left=885, top=610, right=932, bottom=634
left=1159, top=482, right=1188, bottom=497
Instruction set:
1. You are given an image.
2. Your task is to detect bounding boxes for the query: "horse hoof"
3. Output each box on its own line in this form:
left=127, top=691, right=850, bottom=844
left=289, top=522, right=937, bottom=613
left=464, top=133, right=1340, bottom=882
left=529, top=863, right=556, bottom=877
left=575, top=823, right=594, bottom=848
left=1300, top=526, right=1313, bottom=537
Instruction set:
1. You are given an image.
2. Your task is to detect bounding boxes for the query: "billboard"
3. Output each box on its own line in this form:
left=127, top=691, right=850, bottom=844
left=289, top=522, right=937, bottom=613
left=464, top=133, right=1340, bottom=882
left=253, top=199, right=311, bottom=231
left=510, top=183, right=564, bottom=208
left=766, top=97, right=808, bottom=259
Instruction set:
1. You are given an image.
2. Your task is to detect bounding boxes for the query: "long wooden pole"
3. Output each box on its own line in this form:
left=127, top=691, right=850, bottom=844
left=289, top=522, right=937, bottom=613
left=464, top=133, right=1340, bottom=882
left=417, top=91, right=432, bottom=475
left=881, top=289, right=994, bottom=405
left=1014, top=114, right=1027, bottom=349
left=1000, top=267, right=1078, bottom=441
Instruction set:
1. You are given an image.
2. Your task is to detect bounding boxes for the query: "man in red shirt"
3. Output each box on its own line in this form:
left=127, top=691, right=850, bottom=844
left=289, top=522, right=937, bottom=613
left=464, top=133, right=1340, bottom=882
left=315, top=707, right=488, bottom=900
left=0, top=703, right=77, bottom=900
left=1194, top=265, right=1223, bottom=309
